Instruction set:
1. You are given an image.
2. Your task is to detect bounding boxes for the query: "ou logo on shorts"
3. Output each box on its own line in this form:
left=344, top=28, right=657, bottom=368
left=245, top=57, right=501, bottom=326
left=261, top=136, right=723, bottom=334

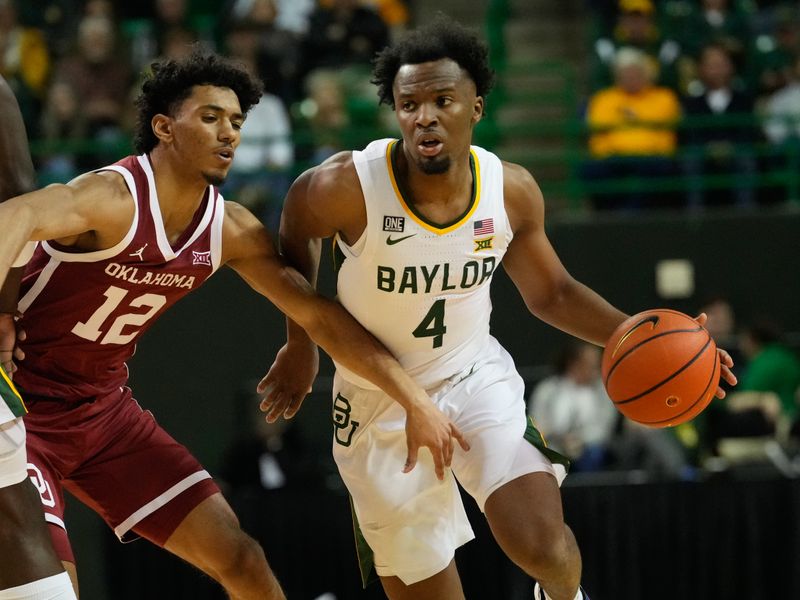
left=333, top=393, right=359, bottom=447
left=27, top=463, right=56, bottom=508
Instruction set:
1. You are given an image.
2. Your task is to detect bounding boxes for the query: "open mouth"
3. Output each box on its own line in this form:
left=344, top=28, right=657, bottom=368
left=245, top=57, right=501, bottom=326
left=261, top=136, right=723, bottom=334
left=216, top=148, right=234, bottom=162
left=417, top=137, right=443, bottom=157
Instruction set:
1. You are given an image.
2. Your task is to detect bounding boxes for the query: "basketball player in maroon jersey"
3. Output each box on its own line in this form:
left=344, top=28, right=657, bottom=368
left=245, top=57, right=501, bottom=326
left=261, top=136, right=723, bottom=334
left=0, top=51, right=467, bottom=599
left=0, top=76, right=77, bottom=599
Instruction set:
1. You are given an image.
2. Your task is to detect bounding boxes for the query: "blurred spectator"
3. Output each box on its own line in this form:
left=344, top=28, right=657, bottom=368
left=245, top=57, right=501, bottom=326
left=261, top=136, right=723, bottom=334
left=699, top=294, right=739, bottom=360
left=226, top=0, right=302, bottom=106
left=749, top=8, right=800, bottom=97
left=0, top=0, right=50, bottom=131
left=737, top=318, right=800, bottom=423
left=681, top=43, right=757, bottom=208
left=16, top=0, right=82, bottom=58
left=583, top=47, right=682, bottom=210
left=680, top=0, right=751, bottom=66
left=528, top=342, right=617, bottom=471
left=222, top=20, right=294, bottom=232
left=300, top=0, right=390, bottom=78
left=762, top=55, right=800, bottom=145
left=591, top=0, right=683, bottom=91
left=704, top=318, right=800, bottom=457
left=53, top=15, right=132, bottom=167
left=37, top=80, right=87, bottom=184
left=294, top=68, right=351, bottom=165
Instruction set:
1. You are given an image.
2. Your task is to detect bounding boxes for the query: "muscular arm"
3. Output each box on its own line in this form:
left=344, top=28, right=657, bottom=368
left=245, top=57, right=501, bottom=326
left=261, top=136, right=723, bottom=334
left=0, top=171, right=133, bottom=291
left=0, top=75, right=36, bottom=313
left=223, top=200, right=431, bottom=414
left=501, top=162, right=628, bottom=345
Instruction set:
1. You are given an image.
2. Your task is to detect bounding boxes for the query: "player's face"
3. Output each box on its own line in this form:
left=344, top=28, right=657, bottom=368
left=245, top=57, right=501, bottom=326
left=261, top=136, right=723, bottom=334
left=170, top=84, right=244, bottom=185
left=392, top=59, right=483, bottom=175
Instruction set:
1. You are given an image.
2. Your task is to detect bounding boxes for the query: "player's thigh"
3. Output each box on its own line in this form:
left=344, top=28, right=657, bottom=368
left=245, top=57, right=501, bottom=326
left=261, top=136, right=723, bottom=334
left=62, top=396, right=219, bottom=547
left=332, top=375, right=473, bottom=586
left=483, top=470, right=567, bottom=554
left=449, top=358, right=564, bottom=512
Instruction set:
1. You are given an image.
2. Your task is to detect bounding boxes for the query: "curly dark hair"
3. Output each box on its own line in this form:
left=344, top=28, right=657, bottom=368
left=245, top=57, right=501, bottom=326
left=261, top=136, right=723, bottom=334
left=371, top=16, right=495, bottom=108
left=133, top=48, right=263, bottom=154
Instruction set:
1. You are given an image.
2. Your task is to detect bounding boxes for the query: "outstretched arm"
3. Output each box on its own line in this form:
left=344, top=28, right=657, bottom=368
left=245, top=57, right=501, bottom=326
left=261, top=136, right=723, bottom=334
left=0, top=76, right=36, bottom=374
left=502, top=162, right=628, bottom=344
left=501, top=162, right=735, bottom=396
left=224, top=167, right=470, bottom=479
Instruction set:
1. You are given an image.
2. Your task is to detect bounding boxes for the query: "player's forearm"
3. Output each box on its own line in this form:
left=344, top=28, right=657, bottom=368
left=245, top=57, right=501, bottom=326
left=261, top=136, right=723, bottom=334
left=281, top=233, right=323, bottom=348
left=533, top=278, right=628, bottom=346
left=0, top=202, right=36, bottom=291
left=307, top=299, right=427, bottom=412
left=0, top=268, right=23, bottom=313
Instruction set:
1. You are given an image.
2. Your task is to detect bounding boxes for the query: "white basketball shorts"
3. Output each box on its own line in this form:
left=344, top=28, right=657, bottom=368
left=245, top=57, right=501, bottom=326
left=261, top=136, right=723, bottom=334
left=332, top=337, right=568, bottom=585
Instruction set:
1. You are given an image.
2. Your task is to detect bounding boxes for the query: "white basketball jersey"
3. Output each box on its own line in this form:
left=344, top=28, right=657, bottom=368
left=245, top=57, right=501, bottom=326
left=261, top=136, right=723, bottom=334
left=334, top=138, right=512, bottom=390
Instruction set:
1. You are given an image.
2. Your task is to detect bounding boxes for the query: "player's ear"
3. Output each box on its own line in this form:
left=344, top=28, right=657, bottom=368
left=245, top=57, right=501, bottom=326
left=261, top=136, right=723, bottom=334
left=472, top=96, right=484, bottom=124
left=152, top=114, right=173, bottom=143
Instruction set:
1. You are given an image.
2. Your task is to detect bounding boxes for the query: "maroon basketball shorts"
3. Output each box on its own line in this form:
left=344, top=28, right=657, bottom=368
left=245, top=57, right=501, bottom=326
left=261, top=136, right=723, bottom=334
left=23, top=386, right=219, bottom=563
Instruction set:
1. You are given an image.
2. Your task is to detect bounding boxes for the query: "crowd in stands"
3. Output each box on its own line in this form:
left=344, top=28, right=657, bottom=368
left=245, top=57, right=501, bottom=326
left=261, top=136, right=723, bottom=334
left=584, top=0, right=800, bottom=210
left=0, top=0, right=408, bottom=228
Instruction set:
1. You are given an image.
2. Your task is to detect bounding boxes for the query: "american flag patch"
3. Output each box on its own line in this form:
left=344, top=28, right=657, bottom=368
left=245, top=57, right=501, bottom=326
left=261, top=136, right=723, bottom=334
left=473, top=219, right=494, bottom=235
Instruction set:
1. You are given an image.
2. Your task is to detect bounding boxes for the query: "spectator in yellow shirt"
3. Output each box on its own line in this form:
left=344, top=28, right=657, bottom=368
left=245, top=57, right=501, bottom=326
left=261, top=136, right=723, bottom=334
left=583, top=47, right=682, bottom=210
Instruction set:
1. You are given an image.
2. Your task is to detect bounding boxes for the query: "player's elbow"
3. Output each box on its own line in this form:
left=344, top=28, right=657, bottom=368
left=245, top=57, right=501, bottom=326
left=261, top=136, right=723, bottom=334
left=525, top=276, right=576, bottom=319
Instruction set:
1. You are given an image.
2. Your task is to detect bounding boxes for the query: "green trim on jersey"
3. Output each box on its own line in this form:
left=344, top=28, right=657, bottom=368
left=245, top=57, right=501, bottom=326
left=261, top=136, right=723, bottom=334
left=332, top=236, right=347, bottom=275
left=350, top=495, right=379, bottom=588
left=0, top=364, right=26, bottom=418
left=389, top=140, right=478, bottom=231
left=524, top=417, right=571, bottom=472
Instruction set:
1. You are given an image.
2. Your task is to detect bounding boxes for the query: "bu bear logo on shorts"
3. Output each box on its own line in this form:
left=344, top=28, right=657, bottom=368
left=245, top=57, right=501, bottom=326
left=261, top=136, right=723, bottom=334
left=333, top=393, right=359, bottom=447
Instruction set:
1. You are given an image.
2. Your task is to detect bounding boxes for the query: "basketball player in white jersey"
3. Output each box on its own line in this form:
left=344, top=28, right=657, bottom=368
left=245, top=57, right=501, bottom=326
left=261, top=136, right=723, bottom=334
left=0, top=51, right=468, bottom=599
left=261, top=18, right=736, bottom=600
left=0, top=77, right=75, bottom=600
left=0, top=75, right=77, bottom=599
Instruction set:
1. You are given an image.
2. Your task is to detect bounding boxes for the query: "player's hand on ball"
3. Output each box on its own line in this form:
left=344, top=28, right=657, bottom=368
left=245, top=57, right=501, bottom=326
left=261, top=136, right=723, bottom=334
left=694, top=312, right=737, bottom=399
left=258, top=342, right=319, bottom=422
left=404, top=399, right=470, bottom=481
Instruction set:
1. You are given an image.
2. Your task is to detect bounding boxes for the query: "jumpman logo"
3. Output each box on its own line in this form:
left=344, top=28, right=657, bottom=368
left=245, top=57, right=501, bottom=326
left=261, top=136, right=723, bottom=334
left=129, top=243, right=148, bottom=261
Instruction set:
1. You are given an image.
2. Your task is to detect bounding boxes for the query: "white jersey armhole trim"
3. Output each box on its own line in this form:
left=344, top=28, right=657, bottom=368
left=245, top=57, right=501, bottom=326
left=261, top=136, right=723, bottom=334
left=18, top=257, right=60, bottom=313
left=210, top=191, right=225, bottom=272
left=41, top=165, right=140, bottom=263
left=138, top=154, right=174, bottom=260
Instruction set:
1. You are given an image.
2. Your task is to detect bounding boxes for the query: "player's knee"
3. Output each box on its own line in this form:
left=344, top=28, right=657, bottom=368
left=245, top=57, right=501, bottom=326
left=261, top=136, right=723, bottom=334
left=512, top=523, right=571, bottom=577
left=209, top=529, right=267, bottom=580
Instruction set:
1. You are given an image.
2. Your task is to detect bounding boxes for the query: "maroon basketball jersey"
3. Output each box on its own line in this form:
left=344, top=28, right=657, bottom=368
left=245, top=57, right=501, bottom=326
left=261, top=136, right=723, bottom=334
left=16, top=154, right=226, bottom=401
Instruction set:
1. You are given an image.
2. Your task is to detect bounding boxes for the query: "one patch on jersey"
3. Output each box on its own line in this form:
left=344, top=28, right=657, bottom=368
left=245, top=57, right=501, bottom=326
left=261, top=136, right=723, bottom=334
left=382, top=216, right=405, bottom=232
left=192, top=251, right=212, bottom=266
left=474, top=236, right=494, bottom=251
left=473, top=218, right=494, bottom=235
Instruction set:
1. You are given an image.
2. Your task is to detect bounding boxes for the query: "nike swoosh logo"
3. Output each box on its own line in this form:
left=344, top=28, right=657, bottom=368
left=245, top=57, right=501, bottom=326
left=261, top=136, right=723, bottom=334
left=386, top=234, right=417, bottom=245
left=610, top=315, right=660, bottom=359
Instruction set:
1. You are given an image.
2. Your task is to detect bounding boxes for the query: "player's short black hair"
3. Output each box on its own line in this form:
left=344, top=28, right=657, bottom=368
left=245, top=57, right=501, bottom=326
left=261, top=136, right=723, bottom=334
left=371, top=16, right=495, bottom=108
left=134, top=48, right=263, bottom=154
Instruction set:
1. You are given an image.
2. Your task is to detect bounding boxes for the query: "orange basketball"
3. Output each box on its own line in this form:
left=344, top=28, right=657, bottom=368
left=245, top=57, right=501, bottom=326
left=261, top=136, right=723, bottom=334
left=601, top=309, right=720, bottom=428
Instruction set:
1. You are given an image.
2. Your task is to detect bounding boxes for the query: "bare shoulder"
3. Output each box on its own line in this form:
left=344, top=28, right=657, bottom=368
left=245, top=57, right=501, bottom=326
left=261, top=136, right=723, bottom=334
left=221, top=200, right=274, bottom=263
left=307, top=151, right=360, bottom=198
left=501, top=160, right=545, bottom=233
left=284, top=150, right=365, bottom=241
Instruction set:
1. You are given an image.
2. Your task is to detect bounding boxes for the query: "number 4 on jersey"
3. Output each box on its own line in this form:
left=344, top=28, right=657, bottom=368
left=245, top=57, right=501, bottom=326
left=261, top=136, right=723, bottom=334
left=413, top=299, right=447, bottom=348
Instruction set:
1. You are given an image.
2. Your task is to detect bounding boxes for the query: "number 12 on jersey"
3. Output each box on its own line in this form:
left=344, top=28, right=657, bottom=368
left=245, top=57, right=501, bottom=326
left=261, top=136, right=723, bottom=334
left=413, top=298, right=447, bottom=348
